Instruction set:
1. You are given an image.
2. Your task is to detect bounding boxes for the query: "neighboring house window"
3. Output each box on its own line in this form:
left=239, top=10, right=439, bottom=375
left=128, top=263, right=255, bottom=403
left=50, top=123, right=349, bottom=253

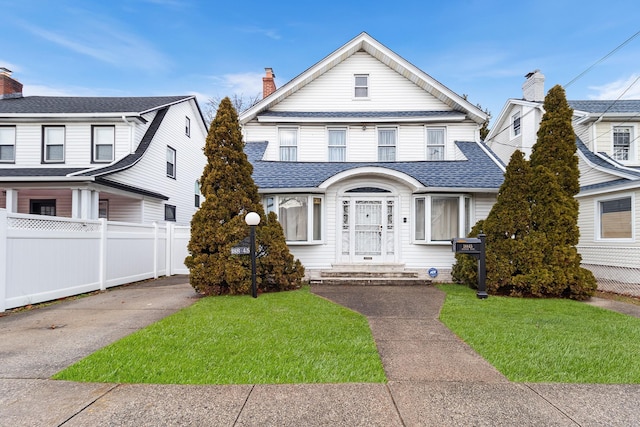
left=598, top=196, right=632, bottom=239
left=426, top=127, right=445, bottom=160
left=194, top=180, right=201, bottom=208
left=42, top=126, right=65, bottom=163
left=92, top=125, right=115, bottom=163
left=185, top=116, right=191, bottom=137
left=30, top=199, right=56, bottom=216
left=0, top=125, right=16, bottom=163
left=414, top=195, right=471, bottom=243
left=378, top=127, right=396, bottom=161
left=354, top=74, right=369, bottom=98
left=166, top=146, right=176, bottom=178
left=612, top=126, right=632, bottom=161
left=268, top=195, right=323, bottom=243
left=165, top=204, right=177, bottom=222
left=98, top=200, right=109, bottom=219
left=328, top=127, right=346, bottom=162
left=279, top=127, right=298, bottom=161
left=512, top=112, right=521, bottom=137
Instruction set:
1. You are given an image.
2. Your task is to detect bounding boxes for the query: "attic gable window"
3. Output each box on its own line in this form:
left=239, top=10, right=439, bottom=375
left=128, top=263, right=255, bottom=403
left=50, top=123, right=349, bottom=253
left=511, top=112, right=521, bottom=137
left=354, top=74, right=369, bottom=98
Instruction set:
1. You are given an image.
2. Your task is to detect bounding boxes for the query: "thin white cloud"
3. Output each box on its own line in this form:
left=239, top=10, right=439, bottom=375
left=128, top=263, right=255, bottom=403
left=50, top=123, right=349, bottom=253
left=589, top=74, right=640, bottom=100
left=209, top=72, right=265, bottom=98
left=17, top=15, right=170, bottom=73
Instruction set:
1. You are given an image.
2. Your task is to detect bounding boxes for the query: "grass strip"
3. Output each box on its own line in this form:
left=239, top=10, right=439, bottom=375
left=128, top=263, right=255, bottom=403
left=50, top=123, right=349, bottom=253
left=438, top=284, right=640, bottom=383
left=53, top=287, right=386, bottom=385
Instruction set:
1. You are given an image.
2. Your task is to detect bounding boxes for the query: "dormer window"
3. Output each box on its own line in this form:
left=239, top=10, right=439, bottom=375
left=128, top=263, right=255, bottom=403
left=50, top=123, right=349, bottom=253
left=354, top=74, right=369, bottom=98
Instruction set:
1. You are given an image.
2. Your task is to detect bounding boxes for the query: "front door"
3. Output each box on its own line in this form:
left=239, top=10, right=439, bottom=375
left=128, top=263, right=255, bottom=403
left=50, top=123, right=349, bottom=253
left=340, top=197, right=395, bottom=262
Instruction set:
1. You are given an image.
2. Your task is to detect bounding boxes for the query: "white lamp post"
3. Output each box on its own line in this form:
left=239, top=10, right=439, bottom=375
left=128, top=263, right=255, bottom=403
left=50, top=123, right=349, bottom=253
left=245, top=212, right=261, bottom=298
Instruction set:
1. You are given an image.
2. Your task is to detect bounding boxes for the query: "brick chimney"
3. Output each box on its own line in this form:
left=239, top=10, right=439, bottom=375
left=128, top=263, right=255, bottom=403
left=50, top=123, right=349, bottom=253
left=522, top=70, right=544, bottom=102
left=262, top=68, right=276, bottom=99
left=0, top=68, right=23, bottom=99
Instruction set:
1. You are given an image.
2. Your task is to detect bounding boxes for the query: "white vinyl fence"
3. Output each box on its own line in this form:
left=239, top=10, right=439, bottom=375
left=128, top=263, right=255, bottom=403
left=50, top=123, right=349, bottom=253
left=0, top=209, right=190, bottom=312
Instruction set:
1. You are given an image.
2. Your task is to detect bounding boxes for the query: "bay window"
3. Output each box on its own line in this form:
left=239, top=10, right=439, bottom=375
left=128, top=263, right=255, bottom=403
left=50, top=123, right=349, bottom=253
left=414, top=195, right=472, bottom=243
left=265, top=195, right=323, bottom=244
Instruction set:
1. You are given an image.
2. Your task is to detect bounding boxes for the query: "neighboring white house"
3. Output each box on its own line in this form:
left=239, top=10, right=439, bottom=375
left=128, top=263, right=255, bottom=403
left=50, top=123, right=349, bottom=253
left=486, top=71, right=640, bottom=294
left=239, top=32, right=505, bottom=281
left=0, top=68, right=207, bottom=225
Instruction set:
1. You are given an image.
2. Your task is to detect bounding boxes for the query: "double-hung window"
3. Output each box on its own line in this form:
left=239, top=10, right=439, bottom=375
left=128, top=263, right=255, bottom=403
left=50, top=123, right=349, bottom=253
left=268, top=195, right=323, bottom=243
left=185, top=116, right=191, bottom=137
left=279, top=127, right=298, bottom=161
left=612, top=126, right=632, bottom=161
left=512, top=112, right=521, bottom=137
left=328, top=127, right=346, bottom=162
left=0, top=126, right=16, bottom=162
left=598, top=196, right=633, bottom=240
left=426, top=127, right=445, bottom=160
left=414, top=195, right=471, bottom=243
left=354, top=74, right=369, bottom=98
left=166, top=146, right=176, bottom=178
left=43, top=126, right=65, bottom=163
left=378, top=127, right=396, bottom=161
left=92, top=125, right=114, bottom=163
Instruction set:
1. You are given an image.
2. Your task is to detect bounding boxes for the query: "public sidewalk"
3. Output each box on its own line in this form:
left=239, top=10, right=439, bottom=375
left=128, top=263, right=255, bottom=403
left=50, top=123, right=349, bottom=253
left=1, top=277, right=639, bottom=426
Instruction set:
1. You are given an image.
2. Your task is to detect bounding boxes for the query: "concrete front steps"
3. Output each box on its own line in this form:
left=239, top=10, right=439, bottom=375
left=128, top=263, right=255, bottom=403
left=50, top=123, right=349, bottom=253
left=309, top=263, right=433, bottom=286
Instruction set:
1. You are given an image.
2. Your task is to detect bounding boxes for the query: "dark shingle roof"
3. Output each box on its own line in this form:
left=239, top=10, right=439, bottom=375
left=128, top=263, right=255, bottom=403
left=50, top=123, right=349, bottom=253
left=247, top=141, right=504, bottom=190
left=258, top=111, right=464, bottom=119
left=0, top=96, right=192, bottom=114
left=0, top=168, right=85, bottom=177
left=576, top=137, right=640, bottom=179
left=568, top=100, right=640, bottom=114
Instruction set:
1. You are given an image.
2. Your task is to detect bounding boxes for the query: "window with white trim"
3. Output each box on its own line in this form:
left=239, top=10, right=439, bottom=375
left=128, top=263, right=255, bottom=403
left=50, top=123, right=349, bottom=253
left=166, top=146, right=176, bottom=178
left=165, top=204, right=176, bottom=222
left=426, top=127, right=445, bottom=160
left=328, top=127, right=346, bottom=162
left=612, top=126, right=632, bottom=161
left=279, top=127, right=298, bottom=161
left=92, top=125, right=114, bottom=163
left=43, top=126, right=65, bottom=163
left=354, top=74, right=369, bottom=98
left=378, top=127, right=396, bottom=161
left=511, top=111, right=521, bottom=137
left=194, top=180, right=201, bottom=207
left=185, top=116, right=191, bottom=137
left=265, top=195, right=323, bottom=243
left=0, top=126, right=16, bottom=162
left=598, top=196, right=632, bottom=240
left=414, top=195, right=471, bottom=243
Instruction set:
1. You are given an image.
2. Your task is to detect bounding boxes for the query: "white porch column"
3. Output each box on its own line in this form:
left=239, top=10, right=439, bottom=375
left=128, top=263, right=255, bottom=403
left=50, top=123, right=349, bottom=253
left=91, top=191, right=99, bottom=220
left=4, top=189, right=18, bottom=213
left=80, top=189, right=91, bottom=219
left=71, top=189, right=81, bottom=219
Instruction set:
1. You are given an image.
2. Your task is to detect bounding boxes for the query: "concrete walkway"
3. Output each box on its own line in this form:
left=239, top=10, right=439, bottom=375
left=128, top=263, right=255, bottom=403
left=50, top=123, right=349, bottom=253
left=1, top=277, right=639, bottom=426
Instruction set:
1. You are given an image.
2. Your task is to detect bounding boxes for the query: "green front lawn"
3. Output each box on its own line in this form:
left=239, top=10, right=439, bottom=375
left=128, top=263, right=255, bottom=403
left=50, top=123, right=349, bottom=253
left=438, top=284, right=640, bottom=383
left=53, top=287, right=386, bottom=385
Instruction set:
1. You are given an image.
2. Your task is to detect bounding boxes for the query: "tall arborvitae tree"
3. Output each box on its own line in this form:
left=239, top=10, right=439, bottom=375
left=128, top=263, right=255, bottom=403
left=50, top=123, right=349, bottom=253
left=453, top=85, right=596, bottom=300
left=185, top=97, right=304, bottom=295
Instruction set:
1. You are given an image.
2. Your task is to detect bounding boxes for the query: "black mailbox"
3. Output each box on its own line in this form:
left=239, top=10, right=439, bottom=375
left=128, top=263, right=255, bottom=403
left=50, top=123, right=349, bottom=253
left=451, top=234, right=488, bottom=299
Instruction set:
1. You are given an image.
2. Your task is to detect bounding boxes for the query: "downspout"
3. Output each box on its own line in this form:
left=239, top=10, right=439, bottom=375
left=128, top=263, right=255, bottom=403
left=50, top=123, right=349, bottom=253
left=122, top=115, right=135, bottom=154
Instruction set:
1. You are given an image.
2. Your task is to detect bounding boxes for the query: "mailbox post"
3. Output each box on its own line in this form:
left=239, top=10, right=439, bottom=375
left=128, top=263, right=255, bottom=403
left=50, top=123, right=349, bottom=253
left=452, top=234, right=488, bottom=299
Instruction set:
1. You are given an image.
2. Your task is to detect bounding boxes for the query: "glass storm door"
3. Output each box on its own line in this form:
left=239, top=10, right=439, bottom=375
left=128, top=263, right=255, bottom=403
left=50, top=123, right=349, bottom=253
left=355, top=200, right=383, bottom=258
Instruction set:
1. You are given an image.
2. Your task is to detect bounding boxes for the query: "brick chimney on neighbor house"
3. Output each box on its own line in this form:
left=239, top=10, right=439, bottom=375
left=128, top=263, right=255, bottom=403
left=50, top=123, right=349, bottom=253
left=263, top=68, right=276, bottom=99
left=522, top=69, right=545, bottom=102
left=0, top=68, right=23, bottom=99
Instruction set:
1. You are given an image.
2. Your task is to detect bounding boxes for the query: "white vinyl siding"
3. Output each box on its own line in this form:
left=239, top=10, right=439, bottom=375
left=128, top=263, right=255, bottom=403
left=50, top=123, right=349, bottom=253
left=279, top=127, right=298, bottom=161
left=43, top=126, right=65, bottom=163
left=328, top=127, right=346, bottom=161
left=0, top=126, right=16, bottom=162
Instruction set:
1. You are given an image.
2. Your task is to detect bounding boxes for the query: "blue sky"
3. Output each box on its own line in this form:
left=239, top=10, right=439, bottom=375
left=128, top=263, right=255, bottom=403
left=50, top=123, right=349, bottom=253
left=1, top=0, right=639, bottom=125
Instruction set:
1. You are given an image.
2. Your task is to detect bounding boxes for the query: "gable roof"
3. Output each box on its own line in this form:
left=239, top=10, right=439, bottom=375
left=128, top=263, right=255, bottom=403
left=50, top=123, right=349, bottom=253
left=246, top=140, right=504, bottom=192
left=239, top=32, right=488, bottom=125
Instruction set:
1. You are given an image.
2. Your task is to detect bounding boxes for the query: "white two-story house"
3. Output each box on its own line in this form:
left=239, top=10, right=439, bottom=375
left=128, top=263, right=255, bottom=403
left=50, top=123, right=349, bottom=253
left=0, top=68, right=207, bottom=224
left=486, top=70, right=640, bottom=293
left=239, top=33, right=505, bottom=281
